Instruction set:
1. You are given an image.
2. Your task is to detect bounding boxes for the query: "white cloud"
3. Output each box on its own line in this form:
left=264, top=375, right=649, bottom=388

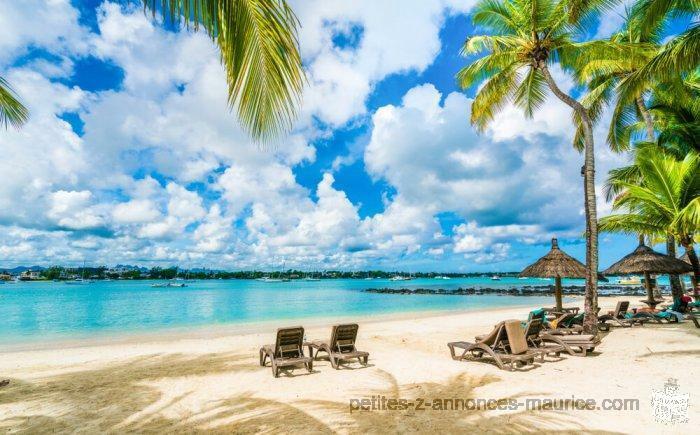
left=112, top=199, right=161, bottom=224
left=0, top=0, right=89, bottom=64
left=0, top=0, right=631, bottom=270
left=291, top=0, right=475, bottom=127
left=365, top=82, right=628, bottom=261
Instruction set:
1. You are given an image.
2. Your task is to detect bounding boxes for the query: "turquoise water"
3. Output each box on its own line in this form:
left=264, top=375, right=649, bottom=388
left=0, top=277, right=591, bottom=342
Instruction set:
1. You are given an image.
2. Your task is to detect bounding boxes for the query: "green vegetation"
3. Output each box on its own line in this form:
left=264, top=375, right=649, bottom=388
left=143, top=0, right=305, bottom=142
left=456, top=0, right=622, bottom=332
left=0, top=76, right=28, bottom=129
left=0, top=267, right=529, bottom=281
left=458, top=0, right=700, bottom=329
left=575, top=1, right=700, bottom=296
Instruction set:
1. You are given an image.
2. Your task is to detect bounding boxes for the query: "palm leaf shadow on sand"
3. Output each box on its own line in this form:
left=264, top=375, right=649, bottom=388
left=299, top=369, right=618, bottom=434
left=0, top=353, right=619, bottom=433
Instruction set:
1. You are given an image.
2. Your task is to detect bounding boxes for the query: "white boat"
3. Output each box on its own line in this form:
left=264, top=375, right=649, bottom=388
left=434, top=276, right=451, bottom=280
left=257, top=277, right=284, bottom=282
left=618, top=276, right=642, bottom=286
left=390, top=276, right=411, bottom=281
left=491, top=275, right=501, bottom=281
left=304, top=277, right=320, bottom=281
left=151, top=281, right=187, bottom=288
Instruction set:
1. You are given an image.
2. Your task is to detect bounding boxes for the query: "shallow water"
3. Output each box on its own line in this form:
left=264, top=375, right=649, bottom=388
left=0, top=275, right=683, bottom=342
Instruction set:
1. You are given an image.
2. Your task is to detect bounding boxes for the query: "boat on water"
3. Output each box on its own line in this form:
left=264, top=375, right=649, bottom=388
left=65, top=278, right=95, bottom=285
left=304, top=277, right=320, bottom=281
left=618, top=276, right=642, bottom=286
left=434, top=276, right=451, bottom=280
left=491, top=275, right=501, bottom=281
left=256, top=277, right=286, bottom=283
left=389, top=276, right=411, bottom=281
left=151, top=281, right=187, bottom=288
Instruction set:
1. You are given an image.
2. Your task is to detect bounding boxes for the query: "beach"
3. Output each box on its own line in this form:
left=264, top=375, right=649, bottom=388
left=0, top=296, right=697, bottom=433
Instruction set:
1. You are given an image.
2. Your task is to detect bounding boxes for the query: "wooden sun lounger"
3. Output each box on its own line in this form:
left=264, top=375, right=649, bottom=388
left=305, top=323, right=369, bottom=369
left=598, top=301, right=645, bottom=330
left=448, top=320, right=541, bottom=371
left=259, top=326, right=314, bottom=378
left=545, top=312, right=583, bottom=335
left=690, top=313, right=700, bottom=328
left=540, top=332, right=601, bottom=356
left=524, top=318, right=584, bottom=357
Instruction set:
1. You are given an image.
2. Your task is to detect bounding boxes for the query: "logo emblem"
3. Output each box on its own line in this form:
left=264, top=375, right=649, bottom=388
left=651, top=378, right=689, bottom=424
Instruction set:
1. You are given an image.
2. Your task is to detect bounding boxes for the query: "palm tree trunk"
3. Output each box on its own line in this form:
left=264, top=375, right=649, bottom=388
left=540, top=65, right=598, bottom=333
left=680, top=236, right=700, bottom=299
left=635, top=97, right=682, bottom=299
left=666, top=236, right=684, bottom=300
left=635, top=96, right=655, bottom=141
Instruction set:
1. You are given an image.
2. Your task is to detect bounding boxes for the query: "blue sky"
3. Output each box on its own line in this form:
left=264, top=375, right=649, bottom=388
left=0, top=0, right=687, bottom=271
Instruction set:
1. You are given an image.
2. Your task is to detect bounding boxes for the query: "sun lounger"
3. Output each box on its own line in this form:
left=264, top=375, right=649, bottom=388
left=448, top=320, right=541, bottom=371
left=540, top=332, right=601, bottom=356
left=545, top=312, right=583, bottom=335
left=523, top=317, right=594, bottom=357
left=597, top=301, right=645, bottom=330
left=305, top=323, right=369, bottom=369
left=259, top=326, right=314, bottom=377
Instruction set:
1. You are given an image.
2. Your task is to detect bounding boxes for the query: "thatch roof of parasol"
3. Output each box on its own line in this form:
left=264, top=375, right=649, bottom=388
left=603, top=243, right=694, bottom=275
left=519, top=238, right=587, bottom=278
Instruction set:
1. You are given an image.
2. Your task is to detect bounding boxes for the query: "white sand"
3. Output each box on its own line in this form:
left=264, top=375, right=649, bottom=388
left=0, top=296, right=697, bottom=433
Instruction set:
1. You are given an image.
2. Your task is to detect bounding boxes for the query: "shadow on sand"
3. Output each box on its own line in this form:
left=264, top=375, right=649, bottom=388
left=0, top=352, right=620, bottom=433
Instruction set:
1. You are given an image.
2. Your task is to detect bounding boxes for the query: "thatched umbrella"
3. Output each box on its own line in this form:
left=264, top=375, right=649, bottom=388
left=520, top=238, right=586, bottom=311
left=604, top=242, right=693, bottom=307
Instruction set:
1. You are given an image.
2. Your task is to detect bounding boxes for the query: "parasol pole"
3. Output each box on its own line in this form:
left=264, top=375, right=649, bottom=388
left=554, top=276, right=563, bottom=311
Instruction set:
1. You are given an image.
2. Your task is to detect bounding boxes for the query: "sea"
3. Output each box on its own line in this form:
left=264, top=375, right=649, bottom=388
left=0, top=276, right=686, bottom=342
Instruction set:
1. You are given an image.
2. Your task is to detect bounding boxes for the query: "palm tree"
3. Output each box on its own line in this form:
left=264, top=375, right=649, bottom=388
left=456, top=0, right=619, bottom=332
left=575, top=12, right=696, bottom=297
left=573, top=10, right=660, bottom=152
left=0, top=76, right=29, bottom=129
left=619, top=0, right=699, bottom=105
left=143, top=0, right=305, bottom=142
left=599, top=146, right=700, bottom=297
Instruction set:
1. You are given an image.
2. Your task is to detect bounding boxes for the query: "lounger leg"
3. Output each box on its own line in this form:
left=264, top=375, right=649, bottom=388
left=259, top=348, right=267, bottom=367
left=272, top=361, right=278, bottom=378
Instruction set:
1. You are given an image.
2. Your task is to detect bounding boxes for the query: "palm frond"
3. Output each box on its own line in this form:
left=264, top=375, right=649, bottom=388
left=472, top=0, right=519, bottom=34
left=607, top=100, right=638, bottom=152
left=144, top=0, right=305, bottom=142
left=599, top=213, right=665, bottom=236
left=456, top=51, right=520, bottom=88
left=470, top=64, right=521, bottom=131
left=513, top=67, right=547, bottom=117
left=0, top=76, right=29, bottom=129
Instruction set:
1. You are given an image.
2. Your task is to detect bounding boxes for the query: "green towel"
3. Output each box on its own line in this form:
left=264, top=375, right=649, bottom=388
left=564, top=313, right=583, bottom=326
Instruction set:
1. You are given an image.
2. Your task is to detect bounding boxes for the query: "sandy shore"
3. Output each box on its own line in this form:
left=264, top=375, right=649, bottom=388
left=0, top=296, right=697, bottom=433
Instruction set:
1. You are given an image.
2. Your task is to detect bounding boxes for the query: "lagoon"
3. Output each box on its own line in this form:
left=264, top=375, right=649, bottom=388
left=0, top=277, right=574, bottom=342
